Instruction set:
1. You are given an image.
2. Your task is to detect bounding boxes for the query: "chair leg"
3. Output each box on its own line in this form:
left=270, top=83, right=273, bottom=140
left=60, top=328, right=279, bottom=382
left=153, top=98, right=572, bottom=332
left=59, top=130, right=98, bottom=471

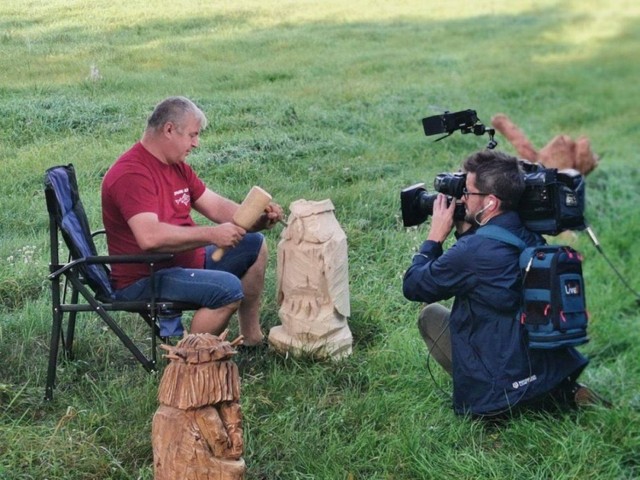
left=93, top=308, right=157, bottom=372
left=69, top=278, right=158, bottom=373
left=63, top=288, right=79, bottom=360
left=45, top=306, right=63, bottom=401
left=139, top=311, right=161, bottom=365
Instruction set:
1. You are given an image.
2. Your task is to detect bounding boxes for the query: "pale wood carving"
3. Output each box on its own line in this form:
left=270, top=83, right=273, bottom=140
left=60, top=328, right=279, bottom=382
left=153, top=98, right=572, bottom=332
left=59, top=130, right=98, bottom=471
left=212, top=186, right=272, bottom=261
left=268, top=199, right=352, bottom=359
left=152, top=332, right=246, bottom=480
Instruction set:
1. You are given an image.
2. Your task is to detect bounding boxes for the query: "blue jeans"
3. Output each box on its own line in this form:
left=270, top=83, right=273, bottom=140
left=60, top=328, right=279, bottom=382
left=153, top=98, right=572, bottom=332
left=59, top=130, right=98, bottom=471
left=114, top=232, right=264, bottom=309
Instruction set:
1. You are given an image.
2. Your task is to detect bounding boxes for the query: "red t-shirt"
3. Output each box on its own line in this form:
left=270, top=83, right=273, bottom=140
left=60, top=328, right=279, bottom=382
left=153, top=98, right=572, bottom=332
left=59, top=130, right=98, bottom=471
left=101, top=142, right=207, bottom=289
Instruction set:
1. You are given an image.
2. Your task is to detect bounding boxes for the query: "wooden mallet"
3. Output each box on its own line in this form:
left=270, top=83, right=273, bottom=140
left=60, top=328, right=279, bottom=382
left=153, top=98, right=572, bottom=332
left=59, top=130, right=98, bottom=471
left=211, top=186, right=273, bottom=262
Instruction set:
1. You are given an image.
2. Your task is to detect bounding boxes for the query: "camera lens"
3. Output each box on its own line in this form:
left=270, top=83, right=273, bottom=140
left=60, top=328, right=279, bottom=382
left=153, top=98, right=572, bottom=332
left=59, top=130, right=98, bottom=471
left=434, top=173, right=466, bottom=199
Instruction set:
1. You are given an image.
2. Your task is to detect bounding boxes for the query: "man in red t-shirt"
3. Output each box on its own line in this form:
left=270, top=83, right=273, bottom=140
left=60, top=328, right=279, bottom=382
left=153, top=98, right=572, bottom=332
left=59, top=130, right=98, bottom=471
left=102, top=96, right=283, bottom=345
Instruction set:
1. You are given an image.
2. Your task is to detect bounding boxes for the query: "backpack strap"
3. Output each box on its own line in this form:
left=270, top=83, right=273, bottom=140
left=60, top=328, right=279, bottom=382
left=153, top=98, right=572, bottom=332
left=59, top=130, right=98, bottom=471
left=475, top=225, right=527, bottom=251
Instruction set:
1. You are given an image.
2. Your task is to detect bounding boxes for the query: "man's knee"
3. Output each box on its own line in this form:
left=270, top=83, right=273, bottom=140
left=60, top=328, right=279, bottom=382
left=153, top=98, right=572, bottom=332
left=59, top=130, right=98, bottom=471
left=418, top=303, right=450, bottom=340
left=204, top=232, right=264, bottom=277
left=417, top=303, right=453, bottom=375
left=193, top=271, right=244, bottom=308
left=419, top=303, right=450, bottom=324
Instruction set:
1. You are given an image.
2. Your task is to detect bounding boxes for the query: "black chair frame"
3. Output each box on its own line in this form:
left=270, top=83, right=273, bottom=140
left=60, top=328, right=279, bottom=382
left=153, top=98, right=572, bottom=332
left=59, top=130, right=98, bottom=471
left=45, top=164, right=196, bottom=401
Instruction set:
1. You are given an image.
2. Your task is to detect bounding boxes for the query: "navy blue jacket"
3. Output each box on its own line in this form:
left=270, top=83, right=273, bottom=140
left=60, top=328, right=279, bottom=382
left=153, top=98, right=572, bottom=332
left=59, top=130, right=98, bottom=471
left=403, top=211, right=588, bottom=415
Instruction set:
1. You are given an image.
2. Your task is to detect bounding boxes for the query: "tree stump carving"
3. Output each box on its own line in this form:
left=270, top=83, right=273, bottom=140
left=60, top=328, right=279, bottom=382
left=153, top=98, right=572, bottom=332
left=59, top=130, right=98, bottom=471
left=152, top=332, right=246, bottom=480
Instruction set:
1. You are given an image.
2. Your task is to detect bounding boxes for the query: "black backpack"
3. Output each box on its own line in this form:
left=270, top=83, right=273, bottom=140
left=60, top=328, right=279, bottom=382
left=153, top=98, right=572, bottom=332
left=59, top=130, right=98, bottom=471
left=477, top=225, right=589, bottom=349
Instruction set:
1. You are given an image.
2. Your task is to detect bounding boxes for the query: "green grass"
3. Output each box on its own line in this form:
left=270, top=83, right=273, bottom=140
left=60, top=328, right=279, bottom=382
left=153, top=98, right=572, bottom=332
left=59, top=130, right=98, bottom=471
left=1, top=0, right=639, bottom=478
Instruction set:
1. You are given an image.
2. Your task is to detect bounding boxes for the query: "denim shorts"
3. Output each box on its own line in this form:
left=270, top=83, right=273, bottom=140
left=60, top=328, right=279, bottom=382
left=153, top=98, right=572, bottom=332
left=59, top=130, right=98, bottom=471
left=114, top=232, right=264, bottom=309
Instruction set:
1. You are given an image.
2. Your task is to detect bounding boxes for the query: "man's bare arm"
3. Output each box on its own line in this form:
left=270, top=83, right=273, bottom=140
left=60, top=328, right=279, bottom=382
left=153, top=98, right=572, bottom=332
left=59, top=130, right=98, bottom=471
left=193, top=189, right=238, bottom=225
left=127, top=212, right=244, bottom=253
left=194, top=188, right=284, bottom=232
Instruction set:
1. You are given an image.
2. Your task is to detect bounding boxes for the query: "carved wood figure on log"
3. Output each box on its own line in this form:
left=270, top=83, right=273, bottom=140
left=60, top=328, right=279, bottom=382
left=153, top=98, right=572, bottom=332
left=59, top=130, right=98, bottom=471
left=152, top=332, right=246, bottom=480
left=491, top=113, right=600, bottom=175
left=269, top=199, right=352, bottom=360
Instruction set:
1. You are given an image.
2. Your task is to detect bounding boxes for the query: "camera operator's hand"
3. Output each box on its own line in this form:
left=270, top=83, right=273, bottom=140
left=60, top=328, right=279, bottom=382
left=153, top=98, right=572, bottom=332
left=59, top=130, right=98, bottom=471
left=427, top=194, right=456, bottom=244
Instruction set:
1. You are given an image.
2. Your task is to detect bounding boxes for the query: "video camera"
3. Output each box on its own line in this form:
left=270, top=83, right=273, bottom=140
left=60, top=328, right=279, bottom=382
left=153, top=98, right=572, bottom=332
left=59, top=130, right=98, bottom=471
left=401, top=110, right=587, bottom=235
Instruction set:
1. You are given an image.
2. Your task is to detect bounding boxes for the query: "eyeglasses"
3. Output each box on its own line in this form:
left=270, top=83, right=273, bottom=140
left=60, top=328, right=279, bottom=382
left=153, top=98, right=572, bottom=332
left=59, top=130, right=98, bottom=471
left=462, top=188, right=490, bottom=200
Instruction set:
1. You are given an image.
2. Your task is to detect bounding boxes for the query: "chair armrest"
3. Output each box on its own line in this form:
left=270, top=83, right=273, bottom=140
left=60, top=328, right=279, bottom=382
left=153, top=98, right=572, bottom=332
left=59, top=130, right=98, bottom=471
left=49, top=253, right=175, bottom=279
left=86, top=254, right=175, bottom=264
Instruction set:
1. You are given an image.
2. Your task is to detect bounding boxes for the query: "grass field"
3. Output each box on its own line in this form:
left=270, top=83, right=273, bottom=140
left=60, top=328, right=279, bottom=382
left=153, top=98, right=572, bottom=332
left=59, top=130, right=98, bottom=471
left=1, top=1, right=639, bottom=479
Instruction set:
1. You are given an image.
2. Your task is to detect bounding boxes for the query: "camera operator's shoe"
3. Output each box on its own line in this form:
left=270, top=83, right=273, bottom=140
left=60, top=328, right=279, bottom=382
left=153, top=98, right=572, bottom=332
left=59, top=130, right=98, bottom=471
left=572, top=383, right=612, bottom=409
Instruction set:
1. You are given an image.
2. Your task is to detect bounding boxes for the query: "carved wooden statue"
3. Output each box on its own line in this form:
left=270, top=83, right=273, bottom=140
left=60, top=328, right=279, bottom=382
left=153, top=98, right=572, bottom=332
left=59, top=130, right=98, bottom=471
left=152, top=332, right=245, bottom=480
left=268, top=199, right=352, bottom=359
left=491, top=113, right=600, bottom=175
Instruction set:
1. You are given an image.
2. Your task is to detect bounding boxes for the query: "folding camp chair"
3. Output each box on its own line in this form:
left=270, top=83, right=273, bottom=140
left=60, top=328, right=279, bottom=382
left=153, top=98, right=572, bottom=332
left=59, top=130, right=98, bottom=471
left=44, top=164, right=197, bottom=401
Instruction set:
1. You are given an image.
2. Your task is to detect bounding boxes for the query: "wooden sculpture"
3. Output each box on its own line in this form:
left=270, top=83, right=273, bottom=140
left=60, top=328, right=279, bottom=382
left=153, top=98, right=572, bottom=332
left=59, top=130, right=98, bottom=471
left=212, top=186, right=273, bottom=261
left=152, top=332, right=246, bottom=480
left=491, top=113, right=600, bottom=175
left=268, top=199, right=352, bottom=360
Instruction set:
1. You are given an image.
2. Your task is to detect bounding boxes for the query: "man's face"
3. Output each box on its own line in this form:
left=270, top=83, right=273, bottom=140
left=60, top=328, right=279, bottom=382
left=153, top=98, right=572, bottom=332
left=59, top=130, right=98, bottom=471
left=166, top=114, right=201, bottom=165
left=462, top=173, right=491, bottom=226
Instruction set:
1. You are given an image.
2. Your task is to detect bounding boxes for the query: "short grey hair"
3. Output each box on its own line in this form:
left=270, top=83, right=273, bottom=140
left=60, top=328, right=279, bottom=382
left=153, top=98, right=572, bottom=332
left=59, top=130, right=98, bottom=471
left=146, top=96, right=207, bottom=132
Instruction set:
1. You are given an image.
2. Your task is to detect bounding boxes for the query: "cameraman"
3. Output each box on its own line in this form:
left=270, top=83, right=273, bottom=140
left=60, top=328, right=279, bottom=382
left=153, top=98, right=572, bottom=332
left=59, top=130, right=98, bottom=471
left=403, top=150, right=595, bottom=416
